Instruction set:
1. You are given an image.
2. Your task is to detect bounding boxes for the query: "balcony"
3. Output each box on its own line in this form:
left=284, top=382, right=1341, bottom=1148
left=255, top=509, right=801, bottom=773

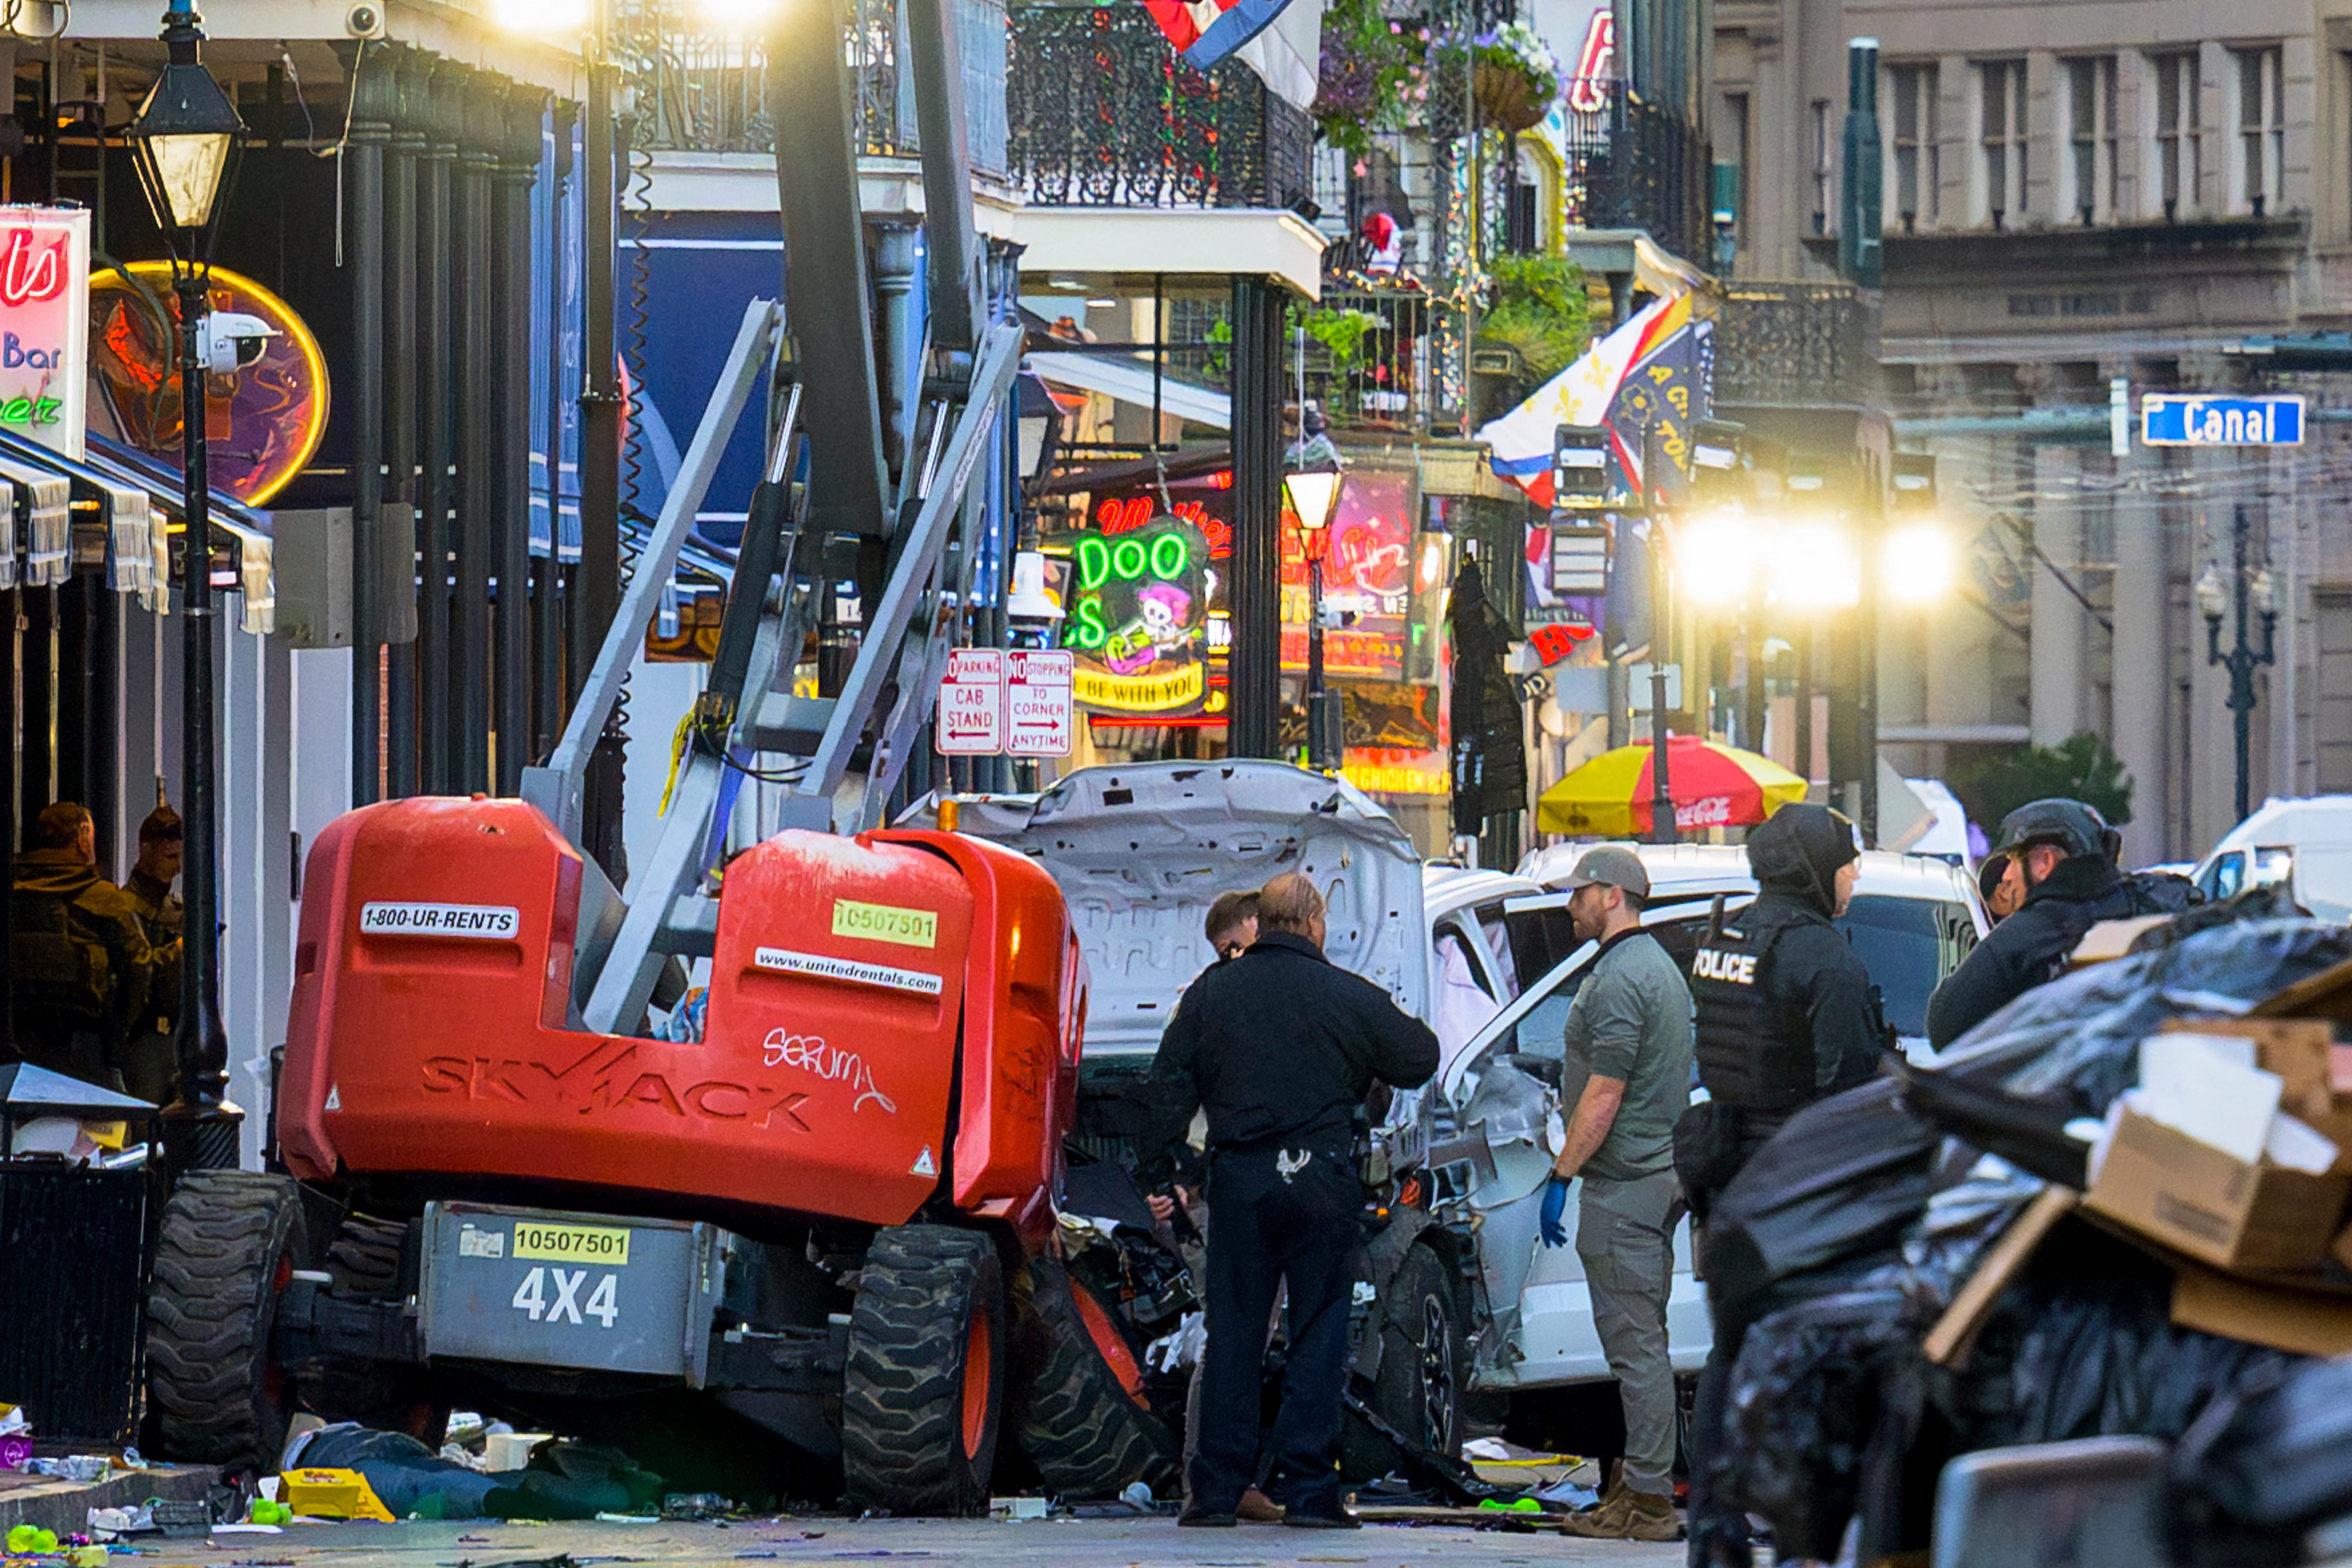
left=624, top=0, right=1010, bottom=173
left=1558, top=83, right=1706, bottom=270
left=1710, top=282, right=1875, bottom=408
left=1006, top=3, right=1314, bottom=209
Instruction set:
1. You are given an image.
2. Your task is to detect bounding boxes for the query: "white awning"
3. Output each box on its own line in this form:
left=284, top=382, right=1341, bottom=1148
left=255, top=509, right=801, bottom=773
left=1026, top=351, right=1232, bottom=430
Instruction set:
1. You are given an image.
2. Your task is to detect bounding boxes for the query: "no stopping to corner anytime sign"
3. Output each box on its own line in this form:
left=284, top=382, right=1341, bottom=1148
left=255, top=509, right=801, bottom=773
left=2141, top=394, right=2304, bottom=446
left=936, top=648, right=1074, bottom=758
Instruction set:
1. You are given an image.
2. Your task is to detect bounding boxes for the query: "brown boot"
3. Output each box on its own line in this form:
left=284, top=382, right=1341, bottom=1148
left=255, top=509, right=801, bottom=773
left=1562, top=1488, right=1681, bottom=1541
left=1236, top=1488, right=1286, bottom=1523
left=1619, top=1489, right=1682, bottom=1542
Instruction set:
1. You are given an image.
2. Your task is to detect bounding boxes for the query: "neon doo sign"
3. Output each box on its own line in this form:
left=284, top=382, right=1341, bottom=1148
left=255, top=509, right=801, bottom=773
left=1061, top=514, right=1214, bottom=713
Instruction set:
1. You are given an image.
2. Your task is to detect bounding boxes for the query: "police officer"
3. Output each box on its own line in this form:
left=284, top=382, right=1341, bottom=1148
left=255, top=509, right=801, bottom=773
left=1678, top=803, right=1884, bottom=1568
left=9, top=801, right=176, bottom=1089
left=1140, top=871, right=1439, bottom=1530
left=116, top=804, right=186, bottom=1103
left=1926, top=798, right=2194, bottom=1051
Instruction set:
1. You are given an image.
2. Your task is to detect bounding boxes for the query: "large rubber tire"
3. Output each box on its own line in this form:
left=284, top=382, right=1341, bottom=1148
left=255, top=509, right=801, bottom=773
left=1014, top=1258, right=1181, bottom=1501
left=146, top=1171, right=307, bottom=1475
left=1339, top=1243, right=1463, bottom=1483
left=299, top=1214, right=449, bottom=1447
left=841, top=1225, right=1006, bottom=1516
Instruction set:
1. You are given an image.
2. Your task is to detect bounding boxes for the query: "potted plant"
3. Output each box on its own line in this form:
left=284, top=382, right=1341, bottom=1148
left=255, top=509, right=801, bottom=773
left=1427, top=22, right=1561, bottom=132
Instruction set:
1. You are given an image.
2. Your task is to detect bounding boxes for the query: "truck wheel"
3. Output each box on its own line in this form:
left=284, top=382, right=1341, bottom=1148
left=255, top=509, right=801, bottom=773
left=842, top=1225, right=1005, bottom=1516
left=1339, top=1243, right=1463, bottom=1482
left=1014, top=1258, right=1180, bottom=1500
left=146, top=1172, right=308, bottom=1474
left=299, top=1214, right=448, bottom=1446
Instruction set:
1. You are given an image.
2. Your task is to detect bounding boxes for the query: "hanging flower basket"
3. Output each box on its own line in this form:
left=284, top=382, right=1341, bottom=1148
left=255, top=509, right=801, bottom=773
left=1473, top=59, right=1548, bottom=130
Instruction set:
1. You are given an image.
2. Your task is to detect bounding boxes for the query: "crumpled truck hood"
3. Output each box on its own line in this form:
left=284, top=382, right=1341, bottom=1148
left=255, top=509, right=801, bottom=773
left=942, top=762, right=1428, bottom=1058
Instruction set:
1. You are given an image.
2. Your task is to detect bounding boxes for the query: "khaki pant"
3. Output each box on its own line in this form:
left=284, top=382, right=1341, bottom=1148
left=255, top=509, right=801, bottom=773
left=1576, top=1167, right=1679, bottom=1497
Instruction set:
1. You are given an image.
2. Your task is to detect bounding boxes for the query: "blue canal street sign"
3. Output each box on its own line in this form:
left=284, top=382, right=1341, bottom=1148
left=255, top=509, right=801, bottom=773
left=2141, top=394, right=2305, bottom=446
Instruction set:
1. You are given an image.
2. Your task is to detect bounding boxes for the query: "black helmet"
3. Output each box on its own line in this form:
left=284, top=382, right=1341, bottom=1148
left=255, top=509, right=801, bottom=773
left=1995, top=799, right=2118, bottom=863
left=1748, top=803, right=1862, bottom=915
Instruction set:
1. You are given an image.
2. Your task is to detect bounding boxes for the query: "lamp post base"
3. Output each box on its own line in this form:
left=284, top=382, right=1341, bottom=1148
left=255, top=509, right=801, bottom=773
left=160, top=1103, right=245, bottom=1178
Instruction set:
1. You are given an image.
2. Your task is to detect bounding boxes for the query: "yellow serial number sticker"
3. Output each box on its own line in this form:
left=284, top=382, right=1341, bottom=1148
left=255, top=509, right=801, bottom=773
left=831, top=899, right=938, bottom=949
left=511, top=1222, right=631, bottom=1266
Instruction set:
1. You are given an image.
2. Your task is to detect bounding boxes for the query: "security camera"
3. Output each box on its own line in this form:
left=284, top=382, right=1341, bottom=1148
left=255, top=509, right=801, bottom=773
left=345, top=3, right=385, bottom=38
left=201, top=312, right=279, bottom=374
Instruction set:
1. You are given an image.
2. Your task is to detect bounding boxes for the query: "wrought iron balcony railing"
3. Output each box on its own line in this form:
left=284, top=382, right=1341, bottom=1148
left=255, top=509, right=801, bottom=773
left=621, top=0, right=1009, bottom=173
left=1710, top=282, right=1875, bottom=408
left=1007, top=3, right=1315, bottom=209
left=1559, top=82, right=1705, bottom=267
left=1299, top=285, right=1453, bottom=434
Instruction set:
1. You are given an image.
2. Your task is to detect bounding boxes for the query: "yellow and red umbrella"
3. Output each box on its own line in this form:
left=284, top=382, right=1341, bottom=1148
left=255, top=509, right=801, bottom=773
left=1537, top=735, right=1807, bottom=837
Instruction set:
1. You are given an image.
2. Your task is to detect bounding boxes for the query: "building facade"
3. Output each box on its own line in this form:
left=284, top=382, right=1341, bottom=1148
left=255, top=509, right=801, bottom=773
left=1716, top=0, right=2352, bottom=862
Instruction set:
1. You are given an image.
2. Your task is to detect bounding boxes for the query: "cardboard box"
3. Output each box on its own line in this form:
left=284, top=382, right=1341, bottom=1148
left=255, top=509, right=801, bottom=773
left=2160, top=1018, right=2352, bottom=1172
left=2083, top=1105, right=2352, bottom=1272
left=2069, top=916, right=2171, bottom=966
left=2171, top=1261, right=2352, bottom=1357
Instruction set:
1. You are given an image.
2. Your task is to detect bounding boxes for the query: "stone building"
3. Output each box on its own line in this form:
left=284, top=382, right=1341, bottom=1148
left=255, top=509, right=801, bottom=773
left=1713, top=0, right=2352, bottom=861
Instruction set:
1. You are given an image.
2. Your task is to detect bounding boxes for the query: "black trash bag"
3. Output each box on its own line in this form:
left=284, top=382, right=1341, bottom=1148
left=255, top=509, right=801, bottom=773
left=2132, top=882, right=2312, bottom=954
left=1934, top=918, right=2352, bottom=1110
left=2169, top=1355, right=2352, bottom=1566
left=1699, top=1077, right=1941, bottom=1314
left=1888, top=1060, right=2089, bottom=1190
left=1935, top=1222, right=2299, bottom=1455
left=1711, top=1283, right=1923, bottom=1561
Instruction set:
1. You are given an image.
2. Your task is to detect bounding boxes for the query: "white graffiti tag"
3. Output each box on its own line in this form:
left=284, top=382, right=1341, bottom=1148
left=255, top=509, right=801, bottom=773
left=762, top=1029, right=899, bottom=1115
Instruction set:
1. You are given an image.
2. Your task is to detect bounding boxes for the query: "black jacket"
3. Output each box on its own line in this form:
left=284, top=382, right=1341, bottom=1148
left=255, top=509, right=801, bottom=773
left=1139, top=930, right=1439, bottom=1183
left=1695, top=890, right=1886, bottom=1108
left=1926, top=857, right=2196, bottom=1050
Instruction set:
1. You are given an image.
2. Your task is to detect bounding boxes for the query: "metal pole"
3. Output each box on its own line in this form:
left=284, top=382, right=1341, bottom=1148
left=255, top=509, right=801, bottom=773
left=345, top=42, right=388, bottom=804
left=455, top=73, right=496, bottom=793
left=579, top=43, right=627, bottom=875
left=495, top=88, right=543, bottom=792
left=419, top=62, right=458, bottom=794
left=2234, top=519, right=2253, bottom=826
left=167, top=266, right=237, bottom=1167
left=1645, top=423, right=1676, bottom=844
left=1306, top=551, right=1325, bottom=764
left=537, top=102, right=576, bottom=761
left=384, top=49, right=423, bottom=799
left=1226, top=275, right=1284, bottom=758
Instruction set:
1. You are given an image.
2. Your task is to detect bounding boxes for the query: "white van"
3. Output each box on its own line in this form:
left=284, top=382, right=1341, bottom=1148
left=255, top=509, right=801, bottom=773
left=2191, top=797, right=2352, bottom=921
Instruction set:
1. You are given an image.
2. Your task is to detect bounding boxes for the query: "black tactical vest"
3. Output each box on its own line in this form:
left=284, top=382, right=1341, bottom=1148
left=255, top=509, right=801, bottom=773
left=1688, top=915, right=1820, bottom=1112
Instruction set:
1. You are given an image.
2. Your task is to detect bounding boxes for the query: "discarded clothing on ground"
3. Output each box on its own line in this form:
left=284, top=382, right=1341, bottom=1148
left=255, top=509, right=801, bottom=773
left=293, top=1426, right=666, bottom=1521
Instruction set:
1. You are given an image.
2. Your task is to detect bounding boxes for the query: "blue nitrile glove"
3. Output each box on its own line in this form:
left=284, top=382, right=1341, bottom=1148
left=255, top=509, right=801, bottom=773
left=1539, top=1175, right=1571, bottom=1247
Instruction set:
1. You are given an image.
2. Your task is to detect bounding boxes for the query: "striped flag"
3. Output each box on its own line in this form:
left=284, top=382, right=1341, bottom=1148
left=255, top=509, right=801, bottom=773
left=1475, top=290, right=1697, bottom=508
left=1143, top=0, right=1298, bottom=70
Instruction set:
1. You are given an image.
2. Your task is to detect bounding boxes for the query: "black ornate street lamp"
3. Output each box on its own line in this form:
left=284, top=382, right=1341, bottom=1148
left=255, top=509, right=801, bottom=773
left=1283, top=467, right=1343, bottom=772
left=129, top=0, right=245, bottom=1172
left=2198, top=504, right=2278, bottom=829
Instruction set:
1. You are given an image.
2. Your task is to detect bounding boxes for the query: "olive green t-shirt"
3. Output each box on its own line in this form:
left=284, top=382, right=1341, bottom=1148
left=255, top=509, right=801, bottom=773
left=1561, top=929, right=1695, bottom=1183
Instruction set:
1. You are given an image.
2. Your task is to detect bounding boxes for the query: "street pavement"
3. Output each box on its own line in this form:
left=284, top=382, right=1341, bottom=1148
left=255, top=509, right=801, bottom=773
left=129, top=1514, right=1685, bottom=1568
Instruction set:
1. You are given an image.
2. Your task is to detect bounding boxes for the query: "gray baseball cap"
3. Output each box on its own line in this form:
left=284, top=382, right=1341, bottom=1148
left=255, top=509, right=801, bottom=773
left=1563, top=845, right=1650, bottom=900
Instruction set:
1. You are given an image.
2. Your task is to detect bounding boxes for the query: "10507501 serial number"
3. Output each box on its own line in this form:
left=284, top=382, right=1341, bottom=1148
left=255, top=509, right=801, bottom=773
left=510, top=1222, right=632, bottom=1265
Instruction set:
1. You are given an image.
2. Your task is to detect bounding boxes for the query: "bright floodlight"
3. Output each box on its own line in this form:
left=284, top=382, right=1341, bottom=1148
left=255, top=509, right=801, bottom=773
left=1771, top=521, right=1861, bottom=610
left=1882, top=523, right=1954, bottom=604
left=1676, top=510, right=1760, bottom=605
